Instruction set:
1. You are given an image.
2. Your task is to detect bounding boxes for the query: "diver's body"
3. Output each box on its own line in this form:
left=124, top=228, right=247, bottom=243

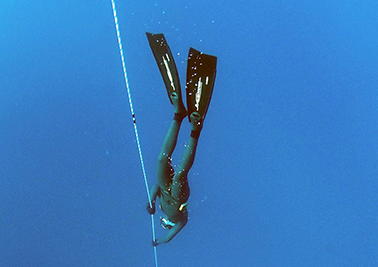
left=145, top=32, right=217, bottom=246
left=147, top=93, right=202, bottom=246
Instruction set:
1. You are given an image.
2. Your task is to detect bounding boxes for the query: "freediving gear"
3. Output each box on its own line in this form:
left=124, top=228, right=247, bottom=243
left=178, top=202, right=188, bottom=212
left=186, top=47, right=217, bottom=123
left=146, top=32, right=183, bottom=105
left=160, top=217, right=176, bottom=230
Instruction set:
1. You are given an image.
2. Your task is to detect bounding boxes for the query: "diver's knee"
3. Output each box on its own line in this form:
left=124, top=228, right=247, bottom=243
left=157, top=153, right=170, bottom=163
left=173, top=169, right=188, bottom=181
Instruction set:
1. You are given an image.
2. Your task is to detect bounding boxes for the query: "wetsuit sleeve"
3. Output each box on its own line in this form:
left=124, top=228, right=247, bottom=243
left=147, top=184, right=161, bottom=215
left=150, top=184, right=160, bottom=201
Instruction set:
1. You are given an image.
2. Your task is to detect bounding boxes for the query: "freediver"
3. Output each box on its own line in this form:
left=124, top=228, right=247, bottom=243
left=145, top=33, right=217, bottom=246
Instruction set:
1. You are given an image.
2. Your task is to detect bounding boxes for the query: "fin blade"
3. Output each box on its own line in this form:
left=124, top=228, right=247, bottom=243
left=146, top=32, right=181, bottom=104
left=186, top=47, right=217, bottom=122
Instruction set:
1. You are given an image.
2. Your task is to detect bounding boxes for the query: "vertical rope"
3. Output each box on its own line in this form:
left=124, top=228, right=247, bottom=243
left=110, top=1, right=158, bottom=266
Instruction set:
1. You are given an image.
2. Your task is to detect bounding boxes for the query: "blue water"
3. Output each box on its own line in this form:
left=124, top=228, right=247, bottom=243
left=1, top=0, right=377, bottom=266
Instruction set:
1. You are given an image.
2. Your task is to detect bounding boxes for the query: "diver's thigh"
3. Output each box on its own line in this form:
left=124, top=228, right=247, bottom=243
left=157, top=156, right=174, bottom=189
left=171, top=175, right=190, bottom=202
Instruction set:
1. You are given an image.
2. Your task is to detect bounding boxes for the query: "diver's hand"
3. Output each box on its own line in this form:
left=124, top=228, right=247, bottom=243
left=152, top=239, right=159, bottom=246
left=146, top=200, right=156, bottom=215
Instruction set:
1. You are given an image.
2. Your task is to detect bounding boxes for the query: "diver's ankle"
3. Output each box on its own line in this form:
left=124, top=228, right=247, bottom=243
left=190, top=112, right=202, bottom=132
left=174, top=112, right=186, bottom=122
left=171, top=93, right=187, bottom=119
left=190, top=130, right=201, bottom=139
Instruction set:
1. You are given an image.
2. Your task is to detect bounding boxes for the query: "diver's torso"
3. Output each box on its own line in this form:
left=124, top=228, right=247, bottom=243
left=160, top=189, right=187, bottom=223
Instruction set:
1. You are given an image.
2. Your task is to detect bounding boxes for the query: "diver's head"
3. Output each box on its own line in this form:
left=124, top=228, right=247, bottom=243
left=160, top=217, right=175, bottom=230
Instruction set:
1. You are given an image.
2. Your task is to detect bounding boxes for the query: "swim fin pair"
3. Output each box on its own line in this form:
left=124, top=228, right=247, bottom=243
left=146, top=32, right=217, bottom=123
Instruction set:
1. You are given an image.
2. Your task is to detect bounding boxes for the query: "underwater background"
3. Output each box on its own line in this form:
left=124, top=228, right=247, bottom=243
left=1, top=0, right=377, bottom=266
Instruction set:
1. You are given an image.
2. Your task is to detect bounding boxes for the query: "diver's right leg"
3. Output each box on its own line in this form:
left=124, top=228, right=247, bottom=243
left=156, top=93, right=187, bottom=188
left=173, top=112, right=201, bottom=176
left=170, top=112, right=202, bottom=202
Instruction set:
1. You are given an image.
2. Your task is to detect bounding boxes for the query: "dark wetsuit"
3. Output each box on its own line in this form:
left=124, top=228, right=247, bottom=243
left=159, top=188, right=188, bottom=223
left=149, top=113, right=200, bottom=245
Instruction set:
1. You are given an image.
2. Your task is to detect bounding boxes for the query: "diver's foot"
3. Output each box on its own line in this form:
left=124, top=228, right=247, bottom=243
left=190, top=112, right=202, bottom=132
left=171, top=92, right=187, bottom=121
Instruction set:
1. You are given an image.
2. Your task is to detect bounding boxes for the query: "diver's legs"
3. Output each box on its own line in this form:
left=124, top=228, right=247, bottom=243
left=171, top=113, right=202, bottom=202
left=156, top=93, right=186, bottom=189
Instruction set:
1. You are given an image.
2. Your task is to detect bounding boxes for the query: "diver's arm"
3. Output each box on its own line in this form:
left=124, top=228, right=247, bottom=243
left=150, top=184, right=160, bottom=201
left=153, top=216, right=188, bottom=246
left=146, top=184, right=160, bottom=215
